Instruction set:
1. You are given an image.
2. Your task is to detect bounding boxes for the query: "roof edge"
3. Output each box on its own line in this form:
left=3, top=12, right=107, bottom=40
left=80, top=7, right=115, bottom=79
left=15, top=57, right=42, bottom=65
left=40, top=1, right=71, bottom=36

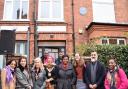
left=86, top=22, right=128, bottom=30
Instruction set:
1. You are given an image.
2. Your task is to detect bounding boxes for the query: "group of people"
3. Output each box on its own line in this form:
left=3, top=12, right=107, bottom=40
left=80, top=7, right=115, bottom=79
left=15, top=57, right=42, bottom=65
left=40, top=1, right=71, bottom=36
left=1, top=51, right=128, bottom=89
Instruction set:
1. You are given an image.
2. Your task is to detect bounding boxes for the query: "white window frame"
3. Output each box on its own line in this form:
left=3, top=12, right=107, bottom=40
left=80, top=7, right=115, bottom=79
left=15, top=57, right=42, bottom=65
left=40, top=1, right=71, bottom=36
left=117, top=38, right=126, bottom=45
left=15, top=41, right=27, bottom=56
left=92, top=0, right=115, bottom=23
left=101, top=38, right=126, bottom=45
left=3, top=0, right=29, bottom=21
left=38, top=0, right=64, bottom=22
left=101, top=38, right=109, bottom=44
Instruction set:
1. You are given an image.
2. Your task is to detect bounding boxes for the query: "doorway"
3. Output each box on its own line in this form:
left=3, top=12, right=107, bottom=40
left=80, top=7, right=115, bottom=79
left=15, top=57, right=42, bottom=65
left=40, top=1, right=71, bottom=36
left=38, top=47, right=65, bottom=60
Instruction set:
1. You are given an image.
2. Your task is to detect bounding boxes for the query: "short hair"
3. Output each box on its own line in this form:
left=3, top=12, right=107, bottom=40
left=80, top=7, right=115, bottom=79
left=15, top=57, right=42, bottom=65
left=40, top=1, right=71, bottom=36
left=62, top=54, right=69, bottom=60
left=108, top=56, right=117, bottom=64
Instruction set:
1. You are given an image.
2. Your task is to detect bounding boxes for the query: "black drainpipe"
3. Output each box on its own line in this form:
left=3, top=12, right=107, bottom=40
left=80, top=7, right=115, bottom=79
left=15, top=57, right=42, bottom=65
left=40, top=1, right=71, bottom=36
left=71, top=0, right=76, bottom=55
left=33, top=0, right=38, bottom=57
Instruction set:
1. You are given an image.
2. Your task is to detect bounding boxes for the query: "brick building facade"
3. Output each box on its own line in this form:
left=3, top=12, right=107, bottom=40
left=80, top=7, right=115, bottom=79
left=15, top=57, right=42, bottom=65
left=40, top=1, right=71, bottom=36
left=0, top=0, right=128, bottom=64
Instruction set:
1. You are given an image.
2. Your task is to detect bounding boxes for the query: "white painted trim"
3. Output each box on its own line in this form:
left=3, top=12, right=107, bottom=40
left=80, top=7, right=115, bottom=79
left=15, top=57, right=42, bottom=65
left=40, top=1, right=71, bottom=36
left=1, top=19, right=30, bottom=21
left=37, top=26, right=66, bottom=32
left=117, top=38, right=126, bottom=45
left=92, top=0, right=114, bottom=3
left=101, top=38, right=126, bottom=45
left=0, top=26, right=29, bottom=31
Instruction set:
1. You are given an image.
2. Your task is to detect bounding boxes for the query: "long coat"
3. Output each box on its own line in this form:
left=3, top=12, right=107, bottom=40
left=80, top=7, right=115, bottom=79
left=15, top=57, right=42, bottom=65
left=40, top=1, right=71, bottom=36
left=57, top=63, right=76, bottom=89
left=84, top=61, right=106, bottom=89
left=15, top=68, right=32, bottom=89
left=31, top=68, right=46, bottom=89
left=1, top=68, right=16, bottom=89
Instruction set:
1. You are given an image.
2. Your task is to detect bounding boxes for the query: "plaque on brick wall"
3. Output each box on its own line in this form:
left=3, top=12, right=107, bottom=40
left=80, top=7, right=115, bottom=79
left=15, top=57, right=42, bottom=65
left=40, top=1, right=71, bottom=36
left=79, top=7, right=87, bottom=16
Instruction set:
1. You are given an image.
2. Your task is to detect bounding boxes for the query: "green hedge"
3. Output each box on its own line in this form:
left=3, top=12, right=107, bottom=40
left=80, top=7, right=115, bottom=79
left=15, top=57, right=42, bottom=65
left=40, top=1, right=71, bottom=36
left=76, top=44, right=128, bottom=76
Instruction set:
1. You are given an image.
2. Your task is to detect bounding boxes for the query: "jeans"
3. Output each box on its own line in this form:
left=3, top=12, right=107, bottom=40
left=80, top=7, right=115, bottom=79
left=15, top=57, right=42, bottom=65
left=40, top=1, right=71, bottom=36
left=76, top=79, right=87, bottom=89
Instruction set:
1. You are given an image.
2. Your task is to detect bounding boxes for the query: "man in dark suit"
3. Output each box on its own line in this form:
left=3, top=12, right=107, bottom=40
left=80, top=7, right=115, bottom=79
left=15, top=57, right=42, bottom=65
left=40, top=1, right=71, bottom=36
left=84, top=51, right=106, bottom=89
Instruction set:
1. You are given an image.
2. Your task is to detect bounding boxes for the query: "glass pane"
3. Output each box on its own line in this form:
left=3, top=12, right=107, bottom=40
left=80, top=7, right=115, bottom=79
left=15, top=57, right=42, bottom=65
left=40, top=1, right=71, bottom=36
left=119, top=40, right=125, bottom=45
left=21, top=1, right=28, bottom=19
left=52, top=1, right=61, bottom=18
left=20, top=43, right=24, bottom=54
left=102, top=39, right=108, bottom=44
left=4, top=1, right=12, bottom=19
left=15, top=42, right=27, bottom=55
left=16, top=43, right=21, bottom=54
left=0, top=55, right=4, bottom=69
left=45, top=48, right=51, bottom=52
left=109, top=39, right=117, bottom=44
left=55, top=53, right=58, bottom=60
left=40, top=1, right=50, bottom=18
left=13, top=0, right=20, bottom=19
left=25, top=42, right=27, bottom=55
left=93, top=2, right=115, bottom=22
left=52, top=49, right=58, bottom=52
left=38, top=48, right=42, bottom=57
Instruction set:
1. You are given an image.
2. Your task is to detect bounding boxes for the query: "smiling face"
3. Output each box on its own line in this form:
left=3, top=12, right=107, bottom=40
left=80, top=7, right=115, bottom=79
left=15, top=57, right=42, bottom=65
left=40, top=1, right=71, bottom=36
left=75, top=53, right=80, bottom=61
left=10, top=60, right=17, bottom=69
left=47, top=57, right=53, bottom=64
left=108, top=59, right=116, bottom=70
left=91, top=52, right=98, bottom=62
left=62, top=56, right=69, bottom=65
left=34, top=59, right=41, bottom=68
left=20, top=58, right=27, bottom=68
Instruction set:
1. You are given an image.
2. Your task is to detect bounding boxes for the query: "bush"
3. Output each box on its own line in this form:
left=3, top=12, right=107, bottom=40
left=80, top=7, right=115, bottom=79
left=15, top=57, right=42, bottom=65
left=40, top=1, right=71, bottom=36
left=76, top=44, right=128, bottom=76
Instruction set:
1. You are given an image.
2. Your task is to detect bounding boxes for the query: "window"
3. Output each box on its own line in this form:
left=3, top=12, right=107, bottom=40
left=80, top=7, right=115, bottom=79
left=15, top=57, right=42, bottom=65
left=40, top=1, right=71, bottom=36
left=38, top=0, right=64, bottom=21
left=102, top=39, right=108, bottom=44
left=118, top=39, right=125, bottom=45
left=92, top=0, right=115, bottom=22
left=15, top=42, right=27, bottom=55
left=3, top=0, right=29, bottom=20
left=101, top=38, right=126, bottom=45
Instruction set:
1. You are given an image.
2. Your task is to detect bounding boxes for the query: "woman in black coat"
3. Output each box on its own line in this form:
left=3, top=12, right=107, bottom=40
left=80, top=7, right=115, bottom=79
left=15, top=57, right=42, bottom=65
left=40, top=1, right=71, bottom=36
left=57, top=54, right=76, bottom=89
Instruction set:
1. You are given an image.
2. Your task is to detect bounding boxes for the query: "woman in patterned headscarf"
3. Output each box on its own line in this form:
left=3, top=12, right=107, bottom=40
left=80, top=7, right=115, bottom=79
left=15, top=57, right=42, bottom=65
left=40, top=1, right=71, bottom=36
left=44, top=56, right=58, bottom=89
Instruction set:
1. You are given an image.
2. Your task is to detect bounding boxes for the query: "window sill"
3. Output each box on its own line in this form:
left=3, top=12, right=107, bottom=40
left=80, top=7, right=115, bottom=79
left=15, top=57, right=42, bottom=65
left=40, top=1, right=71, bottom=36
left=37, top=18, right=65, bottom=22
left=1, top=19, right=30, bottom=21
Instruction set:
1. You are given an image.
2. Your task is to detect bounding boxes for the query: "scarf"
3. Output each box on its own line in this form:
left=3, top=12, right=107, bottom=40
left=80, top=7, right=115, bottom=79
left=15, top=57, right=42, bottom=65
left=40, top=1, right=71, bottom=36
left=107, top=66, right=119, bottom=89
left=110, top=71, right=116, bottom=89
left=5, top=65, right=14, bottom=84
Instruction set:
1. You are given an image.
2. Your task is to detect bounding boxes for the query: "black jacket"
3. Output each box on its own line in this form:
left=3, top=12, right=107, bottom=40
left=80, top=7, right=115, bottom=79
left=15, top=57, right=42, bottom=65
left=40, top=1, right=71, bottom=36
left=84, top=61, right=106, bottom=89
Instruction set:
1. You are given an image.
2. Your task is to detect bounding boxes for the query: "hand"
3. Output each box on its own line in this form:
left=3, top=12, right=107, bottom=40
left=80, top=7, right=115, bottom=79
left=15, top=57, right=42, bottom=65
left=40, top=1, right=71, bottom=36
left=89, top=84, right=93, bottom=89
left=46, top=79, right=50, bottom=82
left=29, top=86, right=31, bottom=89
left=92, top=84, right=97, bottom=89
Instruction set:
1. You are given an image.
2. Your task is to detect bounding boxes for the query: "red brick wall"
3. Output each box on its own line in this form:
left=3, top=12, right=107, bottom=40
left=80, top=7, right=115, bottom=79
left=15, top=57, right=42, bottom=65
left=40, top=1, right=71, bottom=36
left=87, top=24, right=128, bottom=44
left=73, top=0, right=93, bottom=46
left=0, top=0, right=4, bottom=20
left=114, top=0, right=128, bottom=23
left=0, top=0, right=128, bottom=63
